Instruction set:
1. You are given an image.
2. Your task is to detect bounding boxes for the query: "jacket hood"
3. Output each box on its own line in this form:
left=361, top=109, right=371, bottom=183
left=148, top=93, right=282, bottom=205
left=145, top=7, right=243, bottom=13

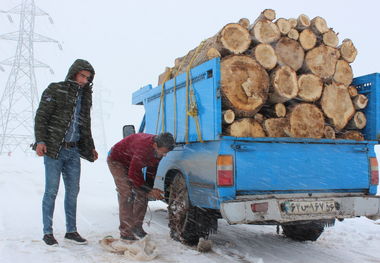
left=65, top=59, right=95, bottom=84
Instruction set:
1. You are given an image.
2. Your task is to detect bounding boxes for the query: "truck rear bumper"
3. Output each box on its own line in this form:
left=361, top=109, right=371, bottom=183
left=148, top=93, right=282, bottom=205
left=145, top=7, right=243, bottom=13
left=220, top=195, right=380, bottom=224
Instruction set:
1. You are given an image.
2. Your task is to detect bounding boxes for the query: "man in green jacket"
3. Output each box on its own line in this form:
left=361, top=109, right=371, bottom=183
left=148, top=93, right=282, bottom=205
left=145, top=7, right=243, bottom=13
left=34, top=59, right=98, bottom=246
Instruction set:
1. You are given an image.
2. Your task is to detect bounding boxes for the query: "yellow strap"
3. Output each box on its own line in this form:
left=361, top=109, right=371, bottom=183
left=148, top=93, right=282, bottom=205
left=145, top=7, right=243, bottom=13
left=155, top=69, right=172, bottom=134
left=185, top=40, right=205, bottom=144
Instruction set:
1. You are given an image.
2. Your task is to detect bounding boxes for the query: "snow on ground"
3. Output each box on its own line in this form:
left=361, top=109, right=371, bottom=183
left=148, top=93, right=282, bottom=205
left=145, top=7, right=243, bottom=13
left=1, top=155, right=380, bottom=263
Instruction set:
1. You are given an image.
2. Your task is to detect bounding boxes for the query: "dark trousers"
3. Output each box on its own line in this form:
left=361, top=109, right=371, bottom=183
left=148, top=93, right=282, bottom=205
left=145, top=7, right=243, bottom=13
left=107, top=157, right=148, bottom=237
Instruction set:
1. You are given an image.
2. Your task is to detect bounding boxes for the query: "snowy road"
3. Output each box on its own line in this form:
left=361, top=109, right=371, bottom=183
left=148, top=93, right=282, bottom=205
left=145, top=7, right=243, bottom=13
left=1, top=155, right=379, bottom=263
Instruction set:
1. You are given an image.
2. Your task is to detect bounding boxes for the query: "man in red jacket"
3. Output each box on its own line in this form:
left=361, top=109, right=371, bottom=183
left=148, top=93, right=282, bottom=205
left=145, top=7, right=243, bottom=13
left=107, top=132, right=175, bottom=240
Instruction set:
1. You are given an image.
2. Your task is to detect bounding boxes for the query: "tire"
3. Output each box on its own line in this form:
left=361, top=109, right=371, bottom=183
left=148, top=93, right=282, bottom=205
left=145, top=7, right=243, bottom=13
left=281, top=220, right=334, bottom=241
left=168, top=174, right=215, bottom=245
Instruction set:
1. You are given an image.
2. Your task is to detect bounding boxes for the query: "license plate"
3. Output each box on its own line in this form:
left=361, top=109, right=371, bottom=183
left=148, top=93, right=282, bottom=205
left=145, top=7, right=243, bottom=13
left=281, top=200, right=337, bottom=215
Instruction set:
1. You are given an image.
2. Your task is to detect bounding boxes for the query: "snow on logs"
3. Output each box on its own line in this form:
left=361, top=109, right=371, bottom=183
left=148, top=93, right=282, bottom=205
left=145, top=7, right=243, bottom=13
left=158, top=9, right=366, bottom=140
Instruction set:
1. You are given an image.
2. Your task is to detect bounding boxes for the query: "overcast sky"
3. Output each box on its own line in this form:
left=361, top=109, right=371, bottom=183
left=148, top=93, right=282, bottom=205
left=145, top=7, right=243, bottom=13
left=1, top=0, right=379, bottom=153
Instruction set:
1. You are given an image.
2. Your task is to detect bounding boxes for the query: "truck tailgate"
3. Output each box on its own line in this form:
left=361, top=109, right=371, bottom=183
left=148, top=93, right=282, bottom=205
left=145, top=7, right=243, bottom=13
left=233, top=139, right=372, bottom=194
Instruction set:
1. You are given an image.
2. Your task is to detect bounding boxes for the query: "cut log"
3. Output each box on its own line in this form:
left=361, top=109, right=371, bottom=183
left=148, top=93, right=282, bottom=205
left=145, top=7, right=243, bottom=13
left=287, top=28, right=299, bottom=40
left=340, top=131, right=364, bottom=141
left=296, top=14, right=311, bottom=30
left=320, top=82, right=355, bottom=130
left=288, top=103, right=325, bottom=138
left=172, top=23, right=251, bottom=76
left=250, top=20, right=281, bottom=44
left=275, top=37, right=304, bottom=71
left=288, top=18, right=297, bottom=28
left=226, top=118, right=266, bottom=137
left=251, top=43, right=277, bottom=70
left=256, top=9, right=276, bottom=22
left=322, top=29, right=339, bottom=47
left=260, top=103, right=286, bottom=118
left=254, top=113, right=265, bottom=124
left=275, top=18, right=291, bottom=35
left=348, top=85, right=358, bottom=97
left=222, top=110, right=235, bottom=124
left=338, top=39, right=358, bottom=63
left=269, top=66, right=298, bottom=103
left=221, top=55, right=269, bottom=116
left=346, top=111, right=367, bottom=129
left=238, top=18, right=250, bottom=29
left=304, top=45, right=340, bottom=79
left=352, top=94, right=368, bottom=109
left=158, top=67, right=172, bottom=85
left=333, top=60, right=353, bottom=86
left=207, top=48, right=221, bottom=60
left=310, top=16, right=329, bottom=34
left=297, top=74, right=323, bottom=102
left=264, top=118, right=289, bottom=137
left=275, top=103, right=286, bottom=117
left=324, top=126, right=336, bottom=139
left=299, top=29, right=317, bottom=50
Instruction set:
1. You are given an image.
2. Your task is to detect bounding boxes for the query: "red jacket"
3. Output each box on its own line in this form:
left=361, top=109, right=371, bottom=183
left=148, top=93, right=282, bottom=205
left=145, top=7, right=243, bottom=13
left=109, top=133, right=160, bottom=190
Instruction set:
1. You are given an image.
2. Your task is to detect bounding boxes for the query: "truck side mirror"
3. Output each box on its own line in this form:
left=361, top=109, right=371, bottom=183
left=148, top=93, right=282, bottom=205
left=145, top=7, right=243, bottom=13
left=123, top=125, right=136, bottom=138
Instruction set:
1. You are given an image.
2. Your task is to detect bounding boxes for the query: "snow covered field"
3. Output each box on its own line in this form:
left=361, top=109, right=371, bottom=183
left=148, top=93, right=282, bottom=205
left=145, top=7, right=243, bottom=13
left=1, top=155, right=380, bottom=263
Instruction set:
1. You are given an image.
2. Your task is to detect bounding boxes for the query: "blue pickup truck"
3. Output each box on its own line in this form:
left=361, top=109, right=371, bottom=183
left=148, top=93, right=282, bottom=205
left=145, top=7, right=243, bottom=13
left=127, top=58, right=380, bottom=244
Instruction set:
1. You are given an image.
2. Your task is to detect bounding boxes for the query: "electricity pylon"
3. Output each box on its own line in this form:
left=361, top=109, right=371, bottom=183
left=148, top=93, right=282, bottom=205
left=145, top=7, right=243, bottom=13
left=0, top=0, right=61, bottom=155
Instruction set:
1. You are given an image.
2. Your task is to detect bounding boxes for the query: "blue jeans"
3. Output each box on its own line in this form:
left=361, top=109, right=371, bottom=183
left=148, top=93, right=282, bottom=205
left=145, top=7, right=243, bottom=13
left=42, top=147, right=81, bottom=235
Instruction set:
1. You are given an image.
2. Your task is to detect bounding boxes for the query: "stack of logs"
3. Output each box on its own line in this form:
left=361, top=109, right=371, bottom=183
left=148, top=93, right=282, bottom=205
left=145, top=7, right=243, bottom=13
left=158, top=9, right=367, bottom=140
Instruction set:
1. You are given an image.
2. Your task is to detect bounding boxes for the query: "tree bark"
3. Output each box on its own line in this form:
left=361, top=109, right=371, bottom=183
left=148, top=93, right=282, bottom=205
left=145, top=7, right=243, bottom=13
left=333, top=60, right=353, bottom=86
left=251, top=43, right=277, bottom=70
left=254, top=113, right=265, bottom=124
left=297, top=74, right=323, bottom=102
left=310, top=16, right=329, bottom=35
left=269, top=66, right=298, bottom=104
left=288, top=103, right=325, bottom=138
left=304, top=45, right=340, bottom=79
left=346, top=111, right=367, bottom=129
left=250, top=20, right=281, bottom=44
left=352, top=94, right=368, bottom=109
left=299, top=29, right=317, bottom=50
left=226, top=118, right=266, bottom=137
left=320, top=82, right=355, bottom=130
left=264, top=118, right=289, bottom=137
left=338, top=39, right=357, bottom=63
left=275, top=37, right=305, bottom=71
left=221, top=55, right=270, bottom=117
left=255, top=9, right=276, bottom=22
left=222, top=110, right=235, bottom=124
left=348, top=85, right=358, bottom=97
left=275, top=18, right=291, bottom=35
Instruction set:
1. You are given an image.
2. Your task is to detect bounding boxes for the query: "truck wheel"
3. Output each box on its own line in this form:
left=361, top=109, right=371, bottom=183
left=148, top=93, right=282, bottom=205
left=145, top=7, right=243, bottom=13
left=281, top=220, right=334, bottom=241
left=168, top=174, right=211, bottom=245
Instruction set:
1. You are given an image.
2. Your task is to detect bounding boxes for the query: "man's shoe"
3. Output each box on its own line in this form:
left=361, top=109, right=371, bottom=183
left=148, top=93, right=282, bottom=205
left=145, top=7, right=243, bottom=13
left=43, top=234, right=58, bottom=246
left=64, top=232, right=88, bottom=245
left=132, top=227, right=147, bottom=238
left=120, top=234, right=138, bottom=241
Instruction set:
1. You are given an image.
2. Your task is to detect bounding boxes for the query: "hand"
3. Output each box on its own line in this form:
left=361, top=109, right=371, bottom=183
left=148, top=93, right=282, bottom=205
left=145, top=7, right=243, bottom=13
left=36, top=144, right=47, bottom=156
left=148, top=188, right=164, bottom=200
left=92, top=149, right=98, bottom=161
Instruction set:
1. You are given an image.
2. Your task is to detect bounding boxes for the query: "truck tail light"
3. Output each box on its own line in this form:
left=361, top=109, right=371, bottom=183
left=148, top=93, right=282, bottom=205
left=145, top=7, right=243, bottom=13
left=251, top=202, right=269, bottom=213
left=217, top=155, right=234, bottom=186
left=370, top=158, right=379, bottom=185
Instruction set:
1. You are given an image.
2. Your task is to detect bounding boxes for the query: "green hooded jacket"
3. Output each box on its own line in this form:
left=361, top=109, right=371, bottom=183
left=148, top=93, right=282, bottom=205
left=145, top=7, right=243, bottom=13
left=34, top=59, right=96, bottom=161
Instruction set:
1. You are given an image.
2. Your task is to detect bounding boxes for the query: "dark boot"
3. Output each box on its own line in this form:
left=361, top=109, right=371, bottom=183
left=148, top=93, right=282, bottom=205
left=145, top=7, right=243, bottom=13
left=64, top=232, right=88, bottom=245
left=43, top=234, right=58, bottom=246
